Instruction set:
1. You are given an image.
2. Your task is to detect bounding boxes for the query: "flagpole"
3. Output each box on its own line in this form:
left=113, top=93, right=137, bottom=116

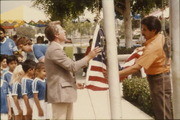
left=102, top=0, right=122, bottom=119
left=170, top=0, right=180, bottom=119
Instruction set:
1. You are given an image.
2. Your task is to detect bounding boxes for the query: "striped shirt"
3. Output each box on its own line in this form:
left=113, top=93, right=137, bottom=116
left=32, top=78, right=46, bottom=100
left=0, top=80, right=9, bottom=113
left=21, top=78, right=33, bottom=98
left=12, top=81, right=22, bottom=99
left=3, top=71, right=13, bottom=91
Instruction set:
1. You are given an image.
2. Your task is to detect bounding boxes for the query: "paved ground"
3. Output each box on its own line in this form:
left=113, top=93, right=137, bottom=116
left=73, top=70, right=153, bottom=119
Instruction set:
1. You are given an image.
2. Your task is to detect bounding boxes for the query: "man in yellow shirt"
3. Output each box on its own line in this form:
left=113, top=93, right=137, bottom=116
left=119, top=16, right=173, bottom=119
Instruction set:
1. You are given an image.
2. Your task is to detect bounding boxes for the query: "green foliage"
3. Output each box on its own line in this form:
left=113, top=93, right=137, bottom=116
left=115, top=0, right=168, bottom=18
left=118, top=47, right=137, bottom=54
left=63, top=20, right=77, bottom=36
left=133, top=34, right=140, bottom=39
left=123, top=77, right=153, bottom=116
left=76, top=21, right=94, bottom=35
left=64, top=46, right=73, bottom=59
left=16, top=26, right=36, bottom=38
left=33, top=0, right=168, bottom=22
left=33, top=0, right=97, bottom=22
left=63, top=20, right=94, bottom=37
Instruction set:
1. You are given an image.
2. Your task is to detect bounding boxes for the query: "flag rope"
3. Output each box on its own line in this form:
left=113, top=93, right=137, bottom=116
left=85, top=22, right=112, bottom=119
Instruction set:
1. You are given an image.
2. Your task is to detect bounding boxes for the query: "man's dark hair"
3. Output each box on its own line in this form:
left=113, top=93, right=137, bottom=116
left=89, top=39, right=93, bottom=44
left=13, top=35, right=18, bottom=39
left=141, top=16, right=161, bottom=34
left=7, top=55, right=18, bottom=64
left=0, top=54, right=7, bottom=63
left=22, top=59, right=36, bottom=73
left=0, top=27, right=5, bottom=33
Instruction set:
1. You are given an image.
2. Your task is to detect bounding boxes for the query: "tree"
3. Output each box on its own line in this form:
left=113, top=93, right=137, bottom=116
left=114, top=0, right=168, bottom=48
left=33, top=0, right=97, bottom=23
left=63, top=19, right=94, bottom=39
left=63, top=19, right=77, bottom=38
left=33, top=0, right=167, bottom=48
left=16, top=26, right=36, bottom=38
left=76, top=21, right=93, bottom=36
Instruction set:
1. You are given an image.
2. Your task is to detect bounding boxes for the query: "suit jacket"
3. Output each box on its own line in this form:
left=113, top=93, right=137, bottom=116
left=45, top=41, right=88, bottom=103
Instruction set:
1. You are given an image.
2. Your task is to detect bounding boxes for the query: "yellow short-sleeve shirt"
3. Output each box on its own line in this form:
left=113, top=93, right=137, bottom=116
left=136, top=33, right=169, bottom=75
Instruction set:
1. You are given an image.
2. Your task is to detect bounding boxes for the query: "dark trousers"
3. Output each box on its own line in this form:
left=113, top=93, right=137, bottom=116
left=147, top=73, right=173, bottom=120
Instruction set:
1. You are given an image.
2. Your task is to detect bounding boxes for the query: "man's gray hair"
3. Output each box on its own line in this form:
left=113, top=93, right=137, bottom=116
left=45, top=21, right=62, bottom=41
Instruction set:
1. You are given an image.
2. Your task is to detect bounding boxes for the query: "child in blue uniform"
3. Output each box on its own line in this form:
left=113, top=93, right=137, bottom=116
left=17, top=37, right=47, bottom=62
left=3, top=55, right=18, bottom=88
left=11, top=65, right=25, bottom=120
left=3, top=55, right=18, bottom=119
left=0, top=54, right=8, bottom=76
left=32, top=62, right=52, bottom=119
left=21, top=59, right=36, bottom=120
left=0, top=72, right=12, bottom=120
left=0, top=27, right=18, bottom=55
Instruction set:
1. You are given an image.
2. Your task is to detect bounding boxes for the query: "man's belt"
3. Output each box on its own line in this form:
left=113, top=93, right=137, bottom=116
left=147, top=72, right=170, bottom=78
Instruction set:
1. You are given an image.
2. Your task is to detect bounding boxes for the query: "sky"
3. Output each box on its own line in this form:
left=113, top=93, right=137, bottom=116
left=1, top=0, right=37, bottom=13
left=1, top=0, right=101, bottom=23
left=0, top=0, right=50, bottom=22
left=0, top=0, right=96, bottom=22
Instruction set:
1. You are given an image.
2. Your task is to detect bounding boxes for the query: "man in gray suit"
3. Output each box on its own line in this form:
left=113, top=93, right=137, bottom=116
left=44, top=21, right=101, bottom=119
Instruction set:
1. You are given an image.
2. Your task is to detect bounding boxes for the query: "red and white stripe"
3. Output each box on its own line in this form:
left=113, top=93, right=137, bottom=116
left=85, top=60, right=108, bottom=91
left=122, top=50, right=143, bottom=68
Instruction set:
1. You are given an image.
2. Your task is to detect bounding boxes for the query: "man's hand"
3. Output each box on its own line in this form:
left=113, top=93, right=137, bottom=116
left=103, top=70, right=126, bottom=83
left=76, top=83, right=85, bottom=89
left=119, top=75, right=127, bottom=82
left=38, top=108, right=44, bottom=116
left=135, top=46, right=145, bottom=52
left=87, top=47, right=102, bottom=59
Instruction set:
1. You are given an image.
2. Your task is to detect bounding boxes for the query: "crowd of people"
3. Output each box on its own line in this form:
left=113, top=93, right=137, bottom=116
left=0, top=26, right=51, bottom=120
left=0, top=20, right=101, bottom=120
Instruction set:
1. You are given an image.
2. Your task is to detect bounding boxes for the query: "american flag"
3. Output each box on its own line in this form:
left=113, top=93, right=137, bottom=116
left=121, top=50, right=143, bottom=69
left=85, top=24, right=109, bottom=91
left=120, top=50, right=144, bottom=80
left=85, top=25, right=144, bottom=91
